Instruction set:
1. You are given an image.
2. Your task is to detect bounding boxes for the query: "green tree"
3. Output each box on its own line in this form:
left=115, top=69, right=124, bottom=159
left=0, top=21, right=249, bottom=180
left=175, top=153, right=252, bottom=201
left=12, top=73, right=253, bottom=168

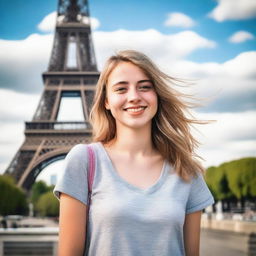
left=30, top=180, right=51, bottom=204
left=205, top=166, right=234, bottom=200
left=205, top=166, right=217, bottom=198
left=0, top=175, right=28, bottom=216
left=205, top=157, right=256, bottom=202
left=225, top=158, right=256, bottom=199
left=36, top=191, right=59, bottom=217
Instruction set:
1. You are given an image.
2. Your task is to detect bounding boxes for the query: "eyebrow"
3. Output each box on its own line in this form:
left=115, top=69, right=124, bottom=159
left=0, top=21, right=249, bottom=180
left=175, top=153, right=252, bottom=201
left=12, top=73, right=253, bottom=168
left=112, top=79, right=153, bottom=87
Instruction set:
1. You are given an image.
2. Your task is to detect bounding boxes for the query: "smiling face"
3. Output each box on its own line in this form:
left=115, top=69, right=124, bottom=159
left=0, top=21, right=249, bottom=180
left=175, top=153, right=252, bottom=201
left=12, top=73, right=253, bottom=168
left=105, top=61, right=158, bottom=131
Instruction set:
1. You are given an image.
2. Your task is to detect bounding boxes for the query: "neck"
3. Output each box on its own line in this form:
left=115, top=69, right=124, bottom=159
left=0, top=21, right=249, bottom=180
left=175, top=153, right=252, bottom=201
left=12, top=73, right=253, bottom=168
left=107, top=124, right=155, bottom=157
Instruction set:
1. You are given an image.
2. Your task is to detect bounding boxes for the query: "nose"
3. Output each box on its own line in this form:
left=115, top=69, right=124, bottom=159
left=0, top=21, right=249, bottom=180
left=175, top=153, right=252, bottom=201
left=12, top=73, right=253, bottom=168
left=127, top=87, right=141, bottom=102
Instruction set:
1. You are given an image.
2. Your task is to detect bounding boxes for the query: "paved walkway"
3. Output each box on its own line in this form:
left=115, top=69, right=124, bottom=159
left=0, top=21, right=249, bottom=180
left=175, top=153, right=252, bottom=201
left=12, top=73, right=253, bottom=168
left=201, top=229, right=247, bottom=256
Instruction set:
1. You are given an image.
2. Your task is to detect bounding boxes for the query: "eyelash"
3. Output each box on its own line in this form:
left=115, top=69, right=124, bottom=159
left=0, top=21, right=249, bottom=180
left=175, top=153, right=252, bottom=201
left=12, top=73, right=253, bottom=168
left=115, top=87, right=126, bottom=92
left=115, top=85, right=153, bottom=93
left=140, top=85, right=153, bottom=90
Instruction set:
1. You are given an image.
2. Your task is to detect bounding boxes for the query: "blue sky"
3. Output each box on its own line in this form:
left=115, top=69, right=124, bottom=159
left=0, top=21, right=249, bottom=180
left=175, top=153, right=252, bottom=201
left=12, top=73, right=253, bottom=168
left=0, top=0, right=255, bottom=63
left=0, top=0, right=255, bottom=183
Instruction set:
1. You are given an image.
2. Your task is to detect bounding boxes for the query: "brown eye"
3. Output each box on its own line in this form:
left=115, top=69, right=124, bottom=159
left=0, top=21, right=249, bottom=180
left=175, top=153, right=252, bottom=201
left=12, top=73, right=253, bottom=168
left=116, top=87, right=126, bottom=92
left=139, top=85, right=153, bottom=91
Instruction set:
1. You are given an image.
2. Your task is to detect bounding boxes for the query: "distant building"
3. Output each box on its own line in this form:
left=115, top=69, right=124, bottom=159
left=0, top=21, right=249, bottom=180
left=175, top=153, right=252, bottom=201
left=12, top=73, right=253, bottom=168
left=50, top=175, right=57, bottom=186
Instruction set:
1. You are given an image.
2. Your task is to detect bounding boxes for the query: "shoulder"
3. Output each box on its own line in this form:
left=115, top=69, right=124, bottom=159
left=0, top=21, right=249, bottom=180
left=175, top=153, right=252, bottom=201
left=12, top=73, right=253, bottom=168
left=63, top=143, right=92, bottom=170
left=185, top=172, right=208, bottom=191
left=169, top=169, right=207, bottom=192
left=190, top=172, right=206, bottom=185
left=66, top=143, right=97, bottom=161
left=67, top=143, right=88, bottom=156
left=67, top=142, right=100, bottom=159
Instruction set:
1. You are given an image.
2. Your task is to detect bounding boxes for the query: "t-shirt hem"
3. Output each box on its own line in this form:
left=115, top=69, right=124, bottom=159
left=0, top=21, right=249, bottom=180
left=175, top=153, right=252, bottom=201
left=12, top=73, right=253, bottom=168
left=53, top=188, right=88, bottom=206
left=186, top=196, right=214, bottom=214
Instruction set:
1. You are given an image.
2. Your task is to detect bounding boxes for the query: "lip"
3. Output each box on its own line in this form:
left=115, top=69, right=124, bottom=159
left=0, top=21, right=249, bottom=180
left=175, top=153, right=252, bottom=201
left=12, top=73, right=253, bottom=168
left=123, top=106, right=147, bottom=110
left=123, top=106, right=147, bottom=116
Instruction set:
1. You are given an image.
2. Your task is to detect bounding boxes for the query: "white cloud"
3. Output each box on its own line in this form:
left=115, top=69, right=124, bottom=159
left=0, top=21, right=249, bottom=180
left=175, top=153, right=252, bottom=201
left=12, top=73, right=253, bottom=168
left=169, top=51, right=256, bottom=97
left=221, top=51, right=256, bottom=78
left=180, top=51, right=256, bottom=81
left=198, top=140, right=256, bottom=167
left=93, top=29, right=216, bottom=70
left=228, top=30, right=254, bottom=43
left=90, top=17, right=101, bottom=30
left=164, top=12, right=196, bottom=28
left=37, top=11, right=100, bottom=32
left=0, top=34, right=53, bottom=93
left=37, top=12, right=57, bottom=32
left=157, top=51, right=256, bottom=114
left=196, top=111, right=256, bottom=143
left=0, top=89, right=40, bottom=173
left=209, top=0, right=256, bottom=22
left=0, top=122, right=24, bottom=172
left=0, top=89, right=40, bottom=122
left=194, top=110, right=256, bottom=167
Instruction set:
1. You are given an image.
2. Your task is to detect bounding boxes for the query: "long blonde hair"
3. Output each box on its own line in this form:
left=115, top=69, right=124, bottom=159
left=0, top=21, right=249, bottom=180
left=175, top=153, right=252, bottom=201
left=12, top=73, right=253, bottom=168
left=90, top=50, right=205, bottom=181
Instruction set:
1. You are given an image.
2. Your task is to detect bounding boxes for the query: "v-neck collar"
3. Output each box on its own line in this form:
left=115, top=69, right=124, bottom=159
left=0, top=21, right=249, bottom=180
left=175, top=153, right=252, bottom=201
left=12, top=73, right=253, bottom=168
left=96, top=142, right=168, bottom=194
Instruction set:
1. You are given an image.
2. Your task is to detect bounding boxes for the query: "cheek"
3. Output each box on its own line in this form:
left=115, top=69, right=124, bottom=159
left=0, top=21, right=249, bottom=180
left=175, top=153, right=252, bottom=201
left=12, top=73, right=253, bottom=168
left=106, top=95, right=125, bottom=111
left=147, top=92, right=158, bottom=107
left=149, top=93, right=158, bottom=116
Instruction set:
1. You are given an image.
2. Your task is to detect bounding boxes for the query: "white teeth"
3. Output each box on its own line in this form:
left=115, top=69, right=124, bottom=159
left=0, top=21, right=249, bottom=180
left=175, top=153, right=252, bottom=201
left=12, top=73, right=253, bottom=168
left=126, top=107, right=145, bottom=112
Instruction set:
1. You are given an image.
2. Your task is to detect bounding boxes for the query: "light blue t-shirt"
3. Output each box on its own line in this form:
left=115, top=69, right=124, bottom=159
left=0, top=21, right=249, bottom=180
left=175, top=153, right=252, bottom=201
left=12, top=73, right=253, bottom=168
left=53, top=142, right=214, bottom=256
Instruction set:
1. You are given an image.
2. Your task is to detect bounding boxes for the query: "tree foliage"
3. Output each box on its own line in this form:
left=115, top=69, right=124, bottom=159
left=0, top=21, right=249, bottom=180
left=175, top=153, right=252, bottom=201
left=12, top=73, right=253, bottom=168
left=36, top=191, right=59, bottom=217
left=30, top=180, right=51, bottom=204
left=0, top=175, right=28, bottom=216
left=30, top=180, right=58, bottom=217
left=205, top=157, right=256, bottom=201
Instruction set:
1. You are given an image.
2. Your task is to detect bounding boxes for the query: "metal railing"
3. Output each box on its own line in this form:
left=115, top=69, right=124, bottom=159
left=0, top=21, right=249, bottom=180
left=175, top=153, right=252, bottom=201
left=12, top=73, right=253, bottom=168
left=25, top=121, right=91, bottom=130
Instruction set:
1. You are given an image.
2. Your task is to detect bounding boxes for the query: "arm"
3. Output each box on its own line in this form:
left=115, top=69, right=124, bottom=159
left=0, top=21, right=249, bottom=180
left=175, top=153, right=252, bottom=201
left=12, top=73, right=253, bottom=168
left=58, top=193, right=87, bottom=256
left=183, top=210, right=202, bottom=256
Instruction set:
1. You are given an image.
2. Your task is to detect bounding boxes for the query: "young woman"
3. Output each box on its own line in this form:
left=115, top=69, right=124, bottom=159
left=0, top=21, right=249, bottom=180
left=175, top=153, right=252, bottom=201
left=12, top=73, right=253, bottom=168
left=54, top=50, right=214, bottom=256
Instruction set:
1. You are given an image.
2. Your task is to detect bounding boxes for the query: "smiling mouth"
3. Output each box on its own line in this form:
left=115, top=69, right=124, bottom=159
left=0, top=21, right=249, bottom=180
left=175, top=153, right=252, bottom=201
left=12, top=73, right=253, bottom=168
left=124, top=106, right=147, bottom=112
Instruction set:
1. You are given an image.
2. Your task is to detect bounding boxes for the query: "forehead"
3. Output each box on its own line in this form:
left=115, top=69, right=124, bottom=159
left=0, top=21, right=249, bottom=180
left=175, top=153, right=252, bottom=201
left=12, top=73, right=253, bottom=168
left=107, top=61, right=149, bottom=85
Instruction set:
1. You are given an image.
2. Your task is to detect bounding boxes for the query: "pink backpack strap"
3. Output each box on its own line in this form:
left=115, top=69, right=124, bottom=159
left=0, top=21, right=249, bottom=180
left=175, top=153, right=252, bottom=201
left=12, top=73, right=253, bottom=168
left=87, top=144, right=96, bottom=213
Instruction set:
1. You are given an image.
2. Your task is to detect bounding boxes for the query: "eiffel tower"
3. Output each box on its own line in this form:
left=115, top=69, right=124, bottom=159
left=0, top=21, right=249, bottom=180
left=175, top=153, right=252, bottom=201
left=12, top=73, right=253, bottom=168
left=5, top=0, right=99, bottom=191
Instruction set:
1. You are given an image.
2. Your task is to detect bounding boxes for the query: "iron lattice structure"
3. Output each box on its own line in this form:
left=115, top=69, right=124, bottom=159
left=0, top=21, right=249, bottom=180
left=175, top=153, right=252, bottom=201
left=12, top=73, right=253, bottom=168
left=5, top=0, right=100, bottom=191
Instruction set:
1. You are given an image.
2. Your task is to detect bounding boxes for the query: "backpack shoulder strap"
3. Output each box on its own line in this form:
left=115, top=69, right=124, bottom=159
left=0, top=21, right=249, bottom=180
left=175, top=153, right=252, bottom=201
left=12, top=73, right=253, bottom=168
left=87, top=144, right=96, bottom=208
left=87, top=144, right=96, bottom=193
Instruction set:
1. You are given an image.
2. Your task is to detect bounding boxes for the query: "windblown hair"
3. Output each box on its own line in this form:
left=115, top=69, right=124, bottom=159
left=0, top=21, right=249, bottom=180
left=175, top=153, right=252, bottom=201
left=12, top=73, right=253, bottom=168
left=90, top=50, right=206, bottom=181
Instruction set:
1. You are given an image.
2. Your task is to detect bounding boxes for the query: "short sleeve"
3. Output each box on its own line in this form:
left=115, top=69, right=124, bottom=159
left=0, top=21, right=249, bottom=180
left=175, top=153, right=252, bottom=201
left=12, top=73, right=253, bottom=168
left=53, top=144, right=89, bottom=205
left=186, top=173, right=215, bottom=214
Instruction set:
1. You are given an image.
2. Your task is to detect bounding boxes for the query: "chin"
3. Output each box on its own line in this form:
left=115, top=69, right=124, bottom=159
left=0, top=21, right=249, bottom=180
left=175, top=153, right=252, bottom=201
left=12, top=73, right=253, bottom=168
left=120, top=120, right=152, bottom=130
